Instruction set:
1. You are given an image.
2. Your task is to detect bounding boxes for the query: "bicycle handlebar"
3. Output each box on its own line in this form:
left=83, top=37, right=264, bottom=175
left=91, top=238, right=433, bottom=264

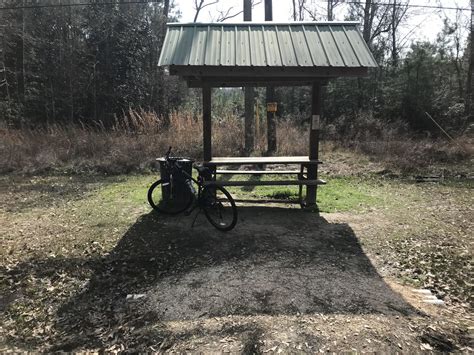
left=165, top=146, right=172, bottom=160
left=163, top=147, right=195, bottom=172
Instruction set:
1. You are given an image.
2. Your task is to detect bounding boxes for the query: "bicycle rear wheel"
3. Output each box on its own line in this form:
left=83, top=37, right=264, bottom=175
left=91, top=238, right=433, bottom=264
left=201, top=184, right=237, bottom=231
left=147, top=179, right=193, bottom=215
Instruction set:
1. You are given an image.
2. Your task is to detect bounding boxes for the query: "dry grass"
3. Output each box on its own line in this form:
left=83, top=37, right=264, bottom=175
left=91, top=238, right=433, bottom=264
left=0, top=109, right=472, bottom=175
left=1, top=110, right=209, bottom=174
left=352, top=136, right=473, bottom=173
left=322, top=111, right=473, bottom=175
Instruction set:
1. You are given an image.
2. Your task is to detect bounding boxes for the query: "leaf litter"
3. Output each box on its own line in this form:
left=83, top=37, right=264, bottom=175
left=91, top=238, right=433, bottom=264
left=0, top=174, right=472, bottom=352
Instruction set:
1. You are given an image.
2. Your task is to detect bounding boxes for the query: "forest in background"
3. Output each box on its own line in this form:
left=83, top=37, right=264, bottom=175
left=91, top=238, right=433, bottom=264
left=0, top=0, right=472, bottom=174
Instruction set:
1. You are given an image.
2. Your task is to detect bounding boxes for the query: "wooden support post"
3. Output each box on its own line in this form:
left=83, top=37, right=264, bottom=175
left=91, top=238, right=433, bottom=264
left=265, top=0, right=276, bottom=155
left=244, top=0, right=254, bottom=156
left=266, top=87, right=276, bottom=154
left=203, top=85, right=212, bottom=162
left=255, top=101, right=260, bottom=138
left=244, top=86, right=255, bottom=155
left=306, top=82, right=321, bottom=207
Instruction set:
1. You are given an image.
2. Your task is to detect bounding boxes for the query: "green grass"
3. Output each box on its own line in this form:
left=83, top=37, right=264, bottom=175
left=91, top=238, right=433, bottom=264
left=220, top=174, right=380, bottom=213
left=97, top=175, right=156, bottom=207
left=81, top=173, right=380, bottom=214
left=316, top=177, right=379, bottom=212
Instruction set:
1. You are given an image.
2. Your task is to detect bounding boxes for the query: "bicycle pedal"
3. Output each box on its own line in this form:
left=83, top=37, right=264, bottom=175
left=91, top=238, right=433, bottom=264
left=190, top=209, right=202, bottom=228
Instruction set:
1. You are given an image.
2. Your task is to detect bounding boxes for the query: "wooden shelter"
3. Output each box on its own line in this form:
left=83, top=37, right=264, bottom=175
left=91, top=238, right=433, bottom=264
left=158, top=22, right=377, bottom=206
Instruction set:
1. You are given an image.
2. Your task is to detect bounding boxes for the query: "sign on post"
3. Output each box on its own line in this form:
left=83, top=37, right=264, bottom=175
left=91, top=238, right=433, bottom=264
left=267, top=102, right=277, bottom=113
left=312, top=115, right=320, bottom=130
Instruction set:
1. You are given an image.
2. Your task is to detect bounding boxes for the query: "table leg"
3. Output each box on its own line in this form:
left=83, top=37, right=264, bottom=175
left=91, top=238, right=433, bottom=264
left=298, top=164, right=304, bottom=207
left=305, top=164, right=318, bottom=207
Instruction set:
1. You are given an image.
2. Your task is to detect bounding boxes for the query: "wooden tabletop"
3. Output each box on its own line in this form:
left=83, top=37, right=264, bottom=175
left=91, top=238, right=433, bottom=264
left=205, top=156, right=321, bottom=165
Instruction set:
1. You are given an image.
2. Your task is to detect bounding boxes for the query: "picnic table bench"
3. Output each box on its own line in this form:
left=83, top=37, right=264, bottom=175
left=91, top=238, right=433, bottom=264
left=203, top=157, right=326, bottom=206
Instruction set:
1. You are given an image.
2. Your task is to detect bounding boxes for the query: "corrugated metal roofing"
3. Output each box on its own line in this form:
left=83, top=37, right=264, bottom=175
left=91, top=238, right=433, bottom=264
left=158, top=22, right=377, bottom=69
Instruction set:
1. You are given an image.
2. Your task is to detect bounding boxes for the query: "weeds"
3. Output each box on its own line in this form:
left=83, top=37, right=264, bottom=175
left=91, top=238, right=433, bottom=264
left=0, top=109, right=472, bottom=175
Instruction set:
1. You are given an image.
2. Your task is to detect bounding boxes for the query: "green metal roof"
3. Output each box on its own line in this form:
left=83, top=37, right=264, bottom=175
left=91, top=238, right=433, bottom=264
left=158, top=22, right=377, bottom=69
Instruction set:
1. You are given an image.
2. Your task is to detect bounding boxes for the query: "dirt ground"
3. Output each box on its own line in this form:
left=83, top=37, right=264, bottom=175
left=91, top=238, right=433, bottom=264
left=0, top=174, right=472, bottom=352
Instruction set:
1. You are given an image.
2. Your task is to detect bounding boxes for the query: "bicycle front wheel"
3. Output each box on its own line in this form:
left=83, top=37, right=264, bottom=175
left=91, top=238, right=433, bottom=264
left=201, top=184, right=237, bottom=231
left=147, top=179, right=193, bottom=215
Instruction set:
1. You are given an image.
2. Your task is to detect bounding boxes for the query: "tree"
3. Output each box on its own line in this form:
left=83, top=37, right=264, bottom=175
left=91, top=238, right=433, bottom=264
left=437, top=15, right=466, bottom=100
left=348, top=0, right=392, bottom=50
left=291, top=0, right=341, bottom=21
left=0, top=1, right=175, bottom=125
left=327, top=0, right=341, bottom=21
left=291, top=0, right=306, bottom=21
left=194, top=0, right=261, bottom=22
left=401, top=42, right=438, bottom=130
left=465, top=2, right=473, bottom=117
left=389, top=0, right=409, bottom=67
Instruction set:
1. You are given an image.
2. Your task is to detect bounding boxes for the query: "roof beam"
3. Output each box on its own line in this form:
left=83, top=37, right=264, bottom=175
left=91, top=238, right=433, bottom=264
left=186, top=77, right=330, bottom=88
left=171, top=65, right=369, bottom=78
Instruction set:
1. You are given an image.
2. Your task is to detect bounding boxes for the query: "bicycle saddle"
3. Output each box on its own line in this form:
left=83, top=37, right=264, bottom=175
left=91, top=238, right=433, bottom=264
left=195, top=165, right=213, bottom=179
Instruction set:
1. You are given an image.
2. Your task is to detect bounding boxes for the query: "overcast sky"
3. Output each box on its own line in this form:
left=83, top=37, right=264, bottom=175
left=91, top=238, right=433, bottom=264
left=171, top=0, right=471, bottom=50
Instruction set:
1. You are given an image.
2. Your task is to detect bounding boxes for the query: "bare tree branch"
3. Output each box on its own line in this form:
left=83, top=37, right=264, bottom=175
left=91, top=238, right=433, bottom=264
left=193, top=0, right=219, bottom=22
left=216, top=6, right=242, bottom=22
left=370, top=2, right=392, bottom=41
left=301, top=1, right=327, bottom=21
left=213, top=0, right=261, bottom=22
left=302, top=4, right=317, bottom=21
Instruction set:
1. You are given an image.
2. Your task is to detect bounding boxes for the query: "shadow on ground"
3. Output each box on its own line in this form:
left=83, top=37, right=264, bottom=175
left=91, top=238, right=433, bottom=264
left=6, top=207, right=420, bottom=351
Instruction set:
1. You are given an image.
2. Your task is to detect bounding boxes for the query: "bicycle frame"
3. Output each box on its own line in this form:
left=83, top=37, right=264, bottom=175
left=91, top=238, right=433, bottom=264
left=165, top=159, right=208, bottom=203
left=151, top=147, right=237, bottom=231
left=161, top=146, right=216, bottom=209
left=181, top=169, right=203, bottom=197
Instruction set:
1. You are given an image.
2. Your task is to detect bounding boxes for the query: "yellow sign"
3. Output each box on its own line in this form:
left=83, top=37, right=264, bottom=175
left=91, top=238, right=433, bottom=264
left=267, top=102, right=278, bottom=113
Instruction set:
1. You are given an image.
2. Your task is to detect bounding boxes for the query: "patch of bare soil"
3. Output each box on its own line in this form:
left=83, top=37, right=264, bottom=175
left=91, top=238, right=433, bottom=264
left=145, top=210, right=413, bottom=320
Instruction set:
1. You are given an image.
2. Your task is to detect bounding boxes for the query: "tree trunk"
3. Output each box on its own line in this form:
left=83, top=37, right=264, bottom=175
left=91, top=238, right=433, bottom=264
left=93, top=58, right=97, bottom=122
left=163, top=0, right=170, bottom=17
left=1, top=52, right=11, bottom=103
left=15, top=4, right=25, bottom=103
left=327, top=1, right=333, bottom=21
left=68, top=5, right=74, bottom=122
left=158, top=0, right=171, bottom=121
left=465, top=3, right=473, bottom=118
left=193, top=0, right=204, bottom=22
left=454, top=42, right=464, bottom=100
left=391, top=0, right=398, bottom=67
left=362, top=0, right=372, bottom=46
left=0, top=11, right=11, bottom=103
left=358, top=0, right=376, bottom=109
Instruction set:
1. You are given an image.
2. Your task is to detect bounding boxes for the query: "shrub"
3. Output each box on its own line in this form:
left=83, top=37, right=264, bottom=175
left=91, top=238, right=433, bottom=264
left=0, top=110, right=471, bottom=175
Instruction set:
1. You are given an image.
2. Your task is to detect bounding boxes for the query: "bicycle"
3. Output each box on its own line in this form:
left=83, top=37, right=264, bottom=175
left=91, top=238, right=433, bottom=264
left=147, top=147, right=238, bottom=231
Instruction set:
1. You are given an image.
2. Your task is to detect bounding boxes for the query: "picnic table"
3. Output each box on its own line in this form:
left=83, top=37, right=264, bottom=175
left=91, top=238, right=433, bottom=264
left=203, top=157, right=326, bottom=206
